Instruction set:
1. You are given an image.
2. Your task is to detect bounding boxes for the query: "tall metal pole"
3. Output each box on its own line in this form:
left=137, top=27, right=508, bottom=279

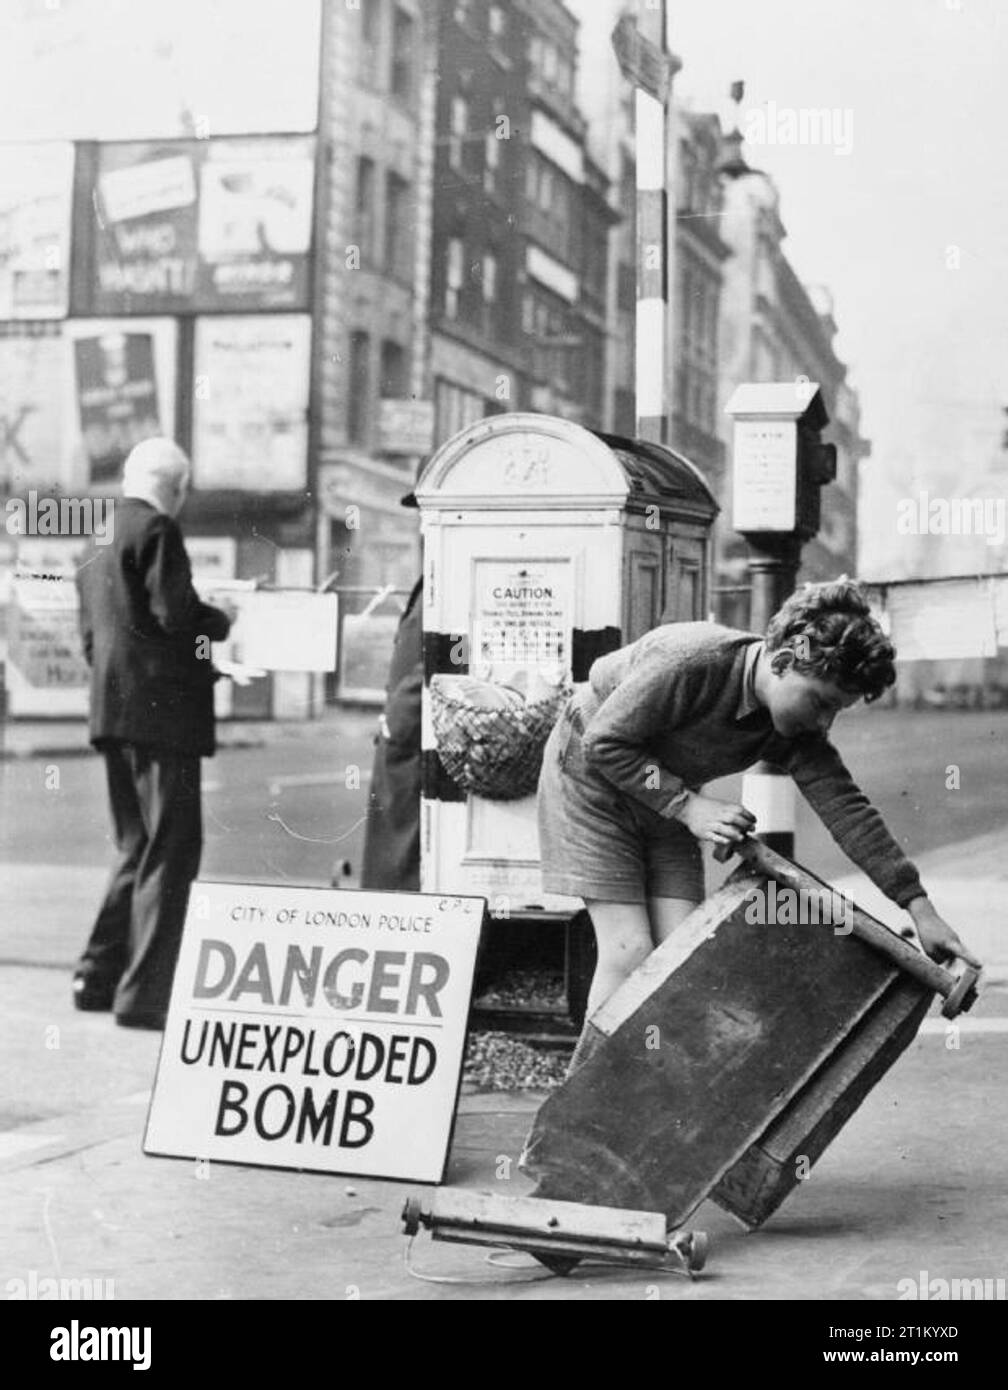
left=742, top=537, right=800, bottom=857
left=612, top=3, right=680, bottom=444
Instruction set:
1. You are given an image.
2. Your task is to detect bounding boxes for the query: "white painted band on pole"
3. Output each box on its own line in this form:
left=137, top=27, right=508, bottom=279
left=635, top=89, right=664, bottom=191
left=740, top=770, right=796, bottom=833
left=635, top=296, right=664, bottom=419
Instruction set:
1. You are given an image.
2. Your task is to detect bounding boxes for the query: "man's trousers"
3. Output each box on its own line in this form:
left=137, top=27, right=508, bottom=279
left=78, top=741, right=203, bottom=1023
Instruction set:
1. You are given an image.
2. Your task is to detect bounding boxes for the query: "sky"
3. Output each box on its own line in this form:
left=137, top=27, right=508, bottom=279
left=570, top=0, right=1008, bottom=576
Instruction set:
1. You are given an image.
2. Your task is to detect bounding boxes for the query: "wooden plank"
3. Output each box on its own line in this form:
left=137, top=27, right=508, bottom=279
left=520, top=875, right=903, bottom=1224
left=712, top=975, right=932, bottom=1228
left=732, top=840, right=961, bottom=1001
left=429, top=1188, right=667, bottom=1249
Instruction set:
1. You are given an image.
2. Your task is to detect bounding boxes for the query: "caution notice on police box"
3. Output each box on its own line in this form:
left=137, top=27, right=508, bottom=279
left=144, top=883, right=485, bottom=1182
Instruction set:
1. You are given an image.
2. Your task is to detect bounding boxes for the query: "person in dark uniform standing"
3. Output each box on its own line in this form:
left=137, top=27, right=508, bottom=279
left=73, top=437, right=236, bottom=1029
left=360, top=572, right=424, bottom=891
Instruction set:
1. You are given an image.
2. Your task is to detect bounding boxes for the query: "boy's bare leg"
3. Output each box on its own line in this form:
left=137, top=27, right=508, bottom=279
left=566, top=900, right=652, bottom=1074
left=565, top=897, right=700, bottom=1076
left=647, top=895, right=700, bottom=945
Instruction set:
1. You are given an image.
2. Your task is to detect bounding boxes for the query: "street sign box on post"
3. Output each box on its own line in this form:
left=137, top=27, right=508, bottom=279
left=610, top=13, right=676, bottom=103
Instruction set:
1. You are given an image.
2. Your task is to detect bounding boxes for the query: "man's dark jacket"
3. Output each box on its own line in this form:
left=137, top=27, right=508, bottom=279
left=76, top=497, right=232, bottom=757
left=360, top=577, right=423, bottom=891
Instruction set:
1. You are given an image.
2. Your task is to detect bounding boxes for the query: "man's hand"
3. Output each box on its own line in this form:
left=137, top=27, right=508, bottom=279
left=208, top=596, right=240, bottom=626
left=907, top=896, right=982, bottom=968
left=675, top=791, right=757, bottom=847
left=215, top=659, right=266, bottom=687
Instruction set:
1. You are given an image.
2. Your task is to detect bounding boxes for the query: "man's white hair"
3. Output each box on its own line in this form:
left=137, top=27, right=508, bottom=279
left=122, top=437, right=190, bottom=492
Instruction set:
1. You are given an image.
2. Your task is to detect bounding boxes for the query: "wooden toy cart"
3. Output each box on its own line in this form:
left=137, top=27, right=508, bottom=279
left=403, top=840, right=979, bottom=1275
left=519, top=840, right=979, bottom=1242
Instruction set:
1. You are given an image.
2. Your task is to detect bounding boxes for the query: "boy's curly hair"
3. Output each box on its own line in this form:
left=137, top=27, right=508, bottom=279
left=764, top=578, right=896, bottom=703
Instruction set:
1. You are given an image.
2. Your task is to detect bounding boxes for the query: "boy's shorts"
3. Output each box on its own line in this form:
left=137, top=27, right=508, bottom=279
left=537, top=688, right=704, bottom=904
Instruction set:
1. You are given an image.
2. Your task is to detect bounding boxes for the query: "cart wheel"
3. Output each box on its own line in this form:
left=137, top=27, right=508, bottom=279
left=401, top=1196, right=423, bottom=1236
left=531, top=1251, right=582, bottom=1276
left=685, top=1230, right=708, bottom=1273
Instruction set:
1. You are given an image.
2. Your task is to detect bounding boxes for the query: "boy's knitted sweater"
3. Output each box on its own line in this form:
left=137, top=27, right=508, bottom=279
left=579, top=621, right=924, bottom=909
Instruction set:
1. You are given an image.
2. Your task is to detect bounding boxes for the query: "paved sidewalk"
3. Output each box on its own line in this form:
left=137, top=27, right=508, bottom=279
left=3, top=785, right=1006, bottom=1299
left=2, top=839, right=1007, bottom=1300
left=1, top=961, right=1005, bottom=1300
left=0, top=708, right=379, bottom=760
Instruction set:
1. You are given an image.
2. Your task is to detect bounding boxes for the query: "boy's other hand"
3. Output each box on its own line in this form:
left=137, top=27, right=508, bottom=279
left=908, top=896, right=982, bottom=968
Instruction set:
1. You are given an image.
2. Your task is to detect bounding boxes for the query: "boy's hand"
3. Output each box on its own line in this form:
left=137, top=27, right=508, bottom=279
left=676, top=791, right=757, bottom=846
left=907, top=896, right=982, bottom=968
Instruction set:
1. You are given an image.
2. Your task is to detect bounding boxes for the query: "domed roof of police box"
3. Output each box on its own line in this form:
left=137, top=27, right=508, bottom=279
left=590, top=429, right=718, bottom=523
left=413, top=412, right=718, bottom=524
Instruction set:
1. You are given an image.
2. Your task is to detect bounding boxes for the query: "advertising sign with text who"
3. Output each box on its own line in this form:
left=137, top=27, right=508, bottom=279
left=91, top=136, right=315, bottom=315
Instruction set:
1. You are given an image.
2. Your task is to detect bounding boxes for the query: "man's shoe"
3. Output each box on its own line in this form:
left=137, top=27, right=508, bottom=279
left=72, top=973, right=116, bottom=1012
left=115, top=1011, right=167, bottom=1031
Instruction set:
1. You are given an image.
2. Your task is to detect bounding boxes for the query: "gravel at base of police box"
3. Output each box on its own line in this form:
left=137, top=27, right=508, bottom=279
left=463, top=1031, right=570, bottom=1092
left=472, top=969, right=566, bottom=1011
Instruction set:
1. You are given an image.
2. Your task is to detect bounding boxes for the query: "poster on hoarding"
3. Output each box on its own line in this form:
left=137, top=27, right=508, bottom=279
left=144, top=882, right=485, bottom=1182
left=64, top=317, right=177, bottom=490
left=93, top=149, right=199, bottom=309
left=73, top=332, right=162, bottom=484
left=0, top=332, right=67, bottom=492
left=883, top=580, right=998, bottom=662
left=0, top=319, right=175, bottom=495
left=8, top=573, right=89, bottom=692
left=0, top=144, right=74, bottom=319
left=192, top=315, right=311, bottom=491
left=92, top=137, right=314, bottom=315
left=5, top=541, right=91, bottom=717
left=197, top=140, right=314, bottom=307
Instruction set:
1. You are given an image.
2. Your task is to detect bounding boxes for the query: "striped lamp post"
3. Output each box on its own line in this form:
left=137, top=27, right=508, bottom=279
left=611, top=5, right=681, bottom=444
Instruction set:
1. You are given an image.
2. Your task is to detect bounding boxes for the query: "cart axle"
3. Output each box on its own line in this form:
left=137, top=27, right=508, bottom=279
left=401, top=1187, right=708, bottom=1277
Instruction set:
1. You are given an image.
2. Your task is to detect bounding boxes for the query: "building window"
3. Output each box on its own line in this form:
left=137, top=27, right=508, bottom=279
left=482, top=252, right=497, bottom=303
left=385, top=172, right=412, bottom=282
left=354, top=156, right=375, bottom=257
left=348, top=331, right=370, bottom=446
left=391, top=7, right=413, bottom=101
left=542, top=41, right=557, bottom=82
left=380, top=339, right=408, bottom=399
left=449, top=96, right=468, bottom=172
left=360, top=0, right=382, bottom=87
left=522, top=292, right=535, bottom=335
left=525, top=154, right=537, bottom=202
left=436, top=379, right=495, bottom=445
left=489, top=5, right=505, bottom=38
left=539, top=164, right=553, bottom=211
left=453, top=0, right=472, bottom=27
left=445, top=237, right=464, bottom=319
left=484, top=130, right=499, bottom=195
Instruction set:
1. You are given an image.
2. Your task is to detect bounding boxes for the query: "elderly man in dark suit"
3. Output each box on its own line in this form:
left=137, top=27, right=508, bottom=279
left=74, top=437, right=235, bottom=1029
